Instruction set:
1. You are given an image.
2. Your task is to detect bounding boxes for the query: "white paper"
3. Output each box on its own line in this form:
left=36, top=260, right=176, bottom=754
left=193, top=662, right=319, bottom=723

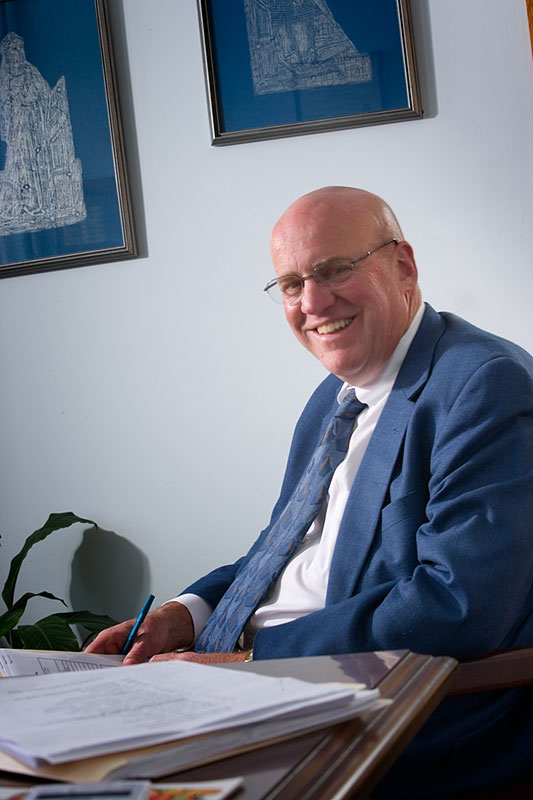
left=115, top=694, right=386, bottom=780
left=0, top=659, right=378, bottom=767
left=0, top=649, right=123, bottom=677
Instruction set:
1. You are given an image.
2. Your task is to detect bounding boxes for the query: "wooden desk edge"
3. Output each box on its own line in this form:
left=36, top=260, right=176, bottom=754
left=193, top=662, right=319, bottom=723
left=449, top=648, right=533, bottom=695
left=262, top=652, right=458, bottom=800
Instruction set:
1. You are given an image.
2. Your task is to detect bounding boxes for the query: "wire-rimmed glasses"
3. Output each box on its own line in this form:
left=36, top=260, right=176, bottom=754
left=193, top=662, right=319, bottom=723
left=263, top=238, right=398, bottom=306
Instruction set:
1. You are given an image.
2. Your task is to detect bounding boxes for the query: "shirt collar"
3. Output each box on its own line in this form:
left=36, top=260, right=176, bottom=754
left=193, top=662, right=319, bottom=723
left=338, top=302, right=425, bottom=408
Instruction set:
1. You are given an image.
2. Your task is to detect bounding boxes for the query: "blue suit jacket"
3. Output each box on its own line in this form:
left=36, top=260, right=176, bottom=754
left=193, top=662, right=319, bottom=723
left=185, top=305, right=533, bottom=795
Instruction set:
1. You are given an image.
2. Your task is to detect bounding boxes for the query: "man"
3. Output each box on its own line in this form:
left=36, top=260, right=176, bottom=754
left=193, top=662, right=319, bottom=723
left=88, top=187, right=533, bottom=796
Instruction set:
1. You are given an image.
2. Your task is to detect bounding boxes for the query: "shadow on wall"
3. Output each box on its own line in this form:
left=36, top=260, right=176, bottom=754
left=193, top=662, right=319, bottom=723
left=409, top=0, right=438, bottom=119
left=69, top=526, right=151, bottom=625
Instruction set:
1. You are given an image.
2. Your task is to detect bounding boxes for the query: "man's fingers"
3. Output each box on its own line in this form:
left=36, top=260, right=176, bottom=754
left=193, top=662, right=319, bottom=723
left=150, top=651, right=247, bottom=665
left=85, top=620, right=134, bottom=654
left=85, top=603, right=195, bottom=662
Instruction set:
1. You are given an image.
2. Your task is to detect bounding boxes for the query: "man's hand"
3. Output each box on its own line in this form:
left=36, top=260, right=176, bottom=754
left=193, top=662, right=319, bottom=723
left=85, top=602, right=195, bottom=665
left=150, top=650, right=249, bottom=665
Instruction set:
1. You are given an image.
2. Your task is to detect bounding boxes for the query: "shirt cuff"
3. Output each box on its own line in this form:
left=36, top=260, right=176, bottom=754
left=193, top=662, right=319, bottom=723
left=165, top=594, right=213, bottom=643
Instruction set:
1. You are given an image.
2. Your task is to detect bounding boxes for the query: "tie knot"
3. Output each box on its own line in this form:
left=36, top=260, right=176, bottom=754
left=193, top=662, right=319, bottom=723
left=336, top=390, right=366, bottom=421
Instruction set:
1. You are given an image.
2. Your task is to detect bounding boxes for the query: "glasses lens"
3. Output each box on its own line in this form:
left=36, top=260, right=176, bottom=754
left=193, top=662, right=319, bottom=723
left=268, top=275, right=303, bottom=305
left=265, top=281, right=285, bottom=304
left=315, top=259, right=355, bottom=286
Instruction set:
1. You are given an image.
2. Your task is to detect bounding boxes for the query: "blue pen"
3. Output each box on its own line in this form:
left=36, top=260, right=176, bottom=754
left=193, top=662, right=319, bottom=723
left=121, top=593, right=155, bottom=656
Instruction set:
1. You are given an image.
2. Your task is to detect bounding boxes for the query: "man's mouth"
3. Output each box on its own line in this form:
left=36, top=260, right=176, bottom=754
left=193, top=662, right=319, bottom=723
left=315, top=317, right=353, bottom=335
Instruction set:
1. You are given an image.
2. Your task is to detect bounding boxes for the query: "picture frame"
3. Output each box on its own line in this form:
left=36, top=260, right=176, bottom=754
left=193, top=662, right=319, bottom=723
left=197, top=0, right=422, bottom=146
left=0, top=0, right=136, bottom=278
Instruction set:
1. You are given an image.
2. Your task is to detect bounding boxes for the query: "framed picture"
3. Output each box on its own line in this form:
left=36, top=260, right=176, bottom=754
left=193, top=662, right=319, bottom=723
left=198, top=0, right=422, bottom=146
left=0, top=0, right=136, bottom=278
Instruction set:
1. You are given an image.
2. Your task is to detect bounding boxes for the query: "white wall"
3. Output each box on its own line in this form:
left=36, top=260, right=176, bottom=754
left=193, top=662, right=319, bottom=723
left=1, top=0, right=532, bottom=627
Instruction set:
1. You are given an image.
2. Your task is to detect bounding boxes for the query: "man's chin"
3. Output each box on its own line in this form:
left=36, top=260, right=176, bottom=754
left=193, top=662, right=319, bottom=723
left=316, top=355, right=364, bottom=383
left=311, top=350, right=378, bottom=386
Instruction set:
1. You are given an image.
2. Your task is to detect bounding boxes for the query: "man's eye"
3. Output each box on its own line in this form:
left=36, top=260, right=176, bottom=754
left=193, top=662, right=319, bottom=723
left=319, top=262, right=353, bottom=283
left=280, top=278, right=303, bottom=296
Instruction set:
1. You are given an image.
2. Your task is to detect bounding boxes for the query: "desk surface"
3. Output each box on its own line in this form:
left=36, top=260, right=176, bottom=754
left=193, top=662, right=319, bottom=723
left=172, top=651, right=457, bottom=800
left=0, top=651, right=457, bottom=800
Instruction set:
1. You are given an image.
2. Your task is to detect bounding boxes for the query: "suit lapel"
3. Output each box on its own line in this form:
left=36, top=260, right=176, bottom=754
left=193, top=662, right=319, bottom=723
left=326, top=305, right=446, bottom=604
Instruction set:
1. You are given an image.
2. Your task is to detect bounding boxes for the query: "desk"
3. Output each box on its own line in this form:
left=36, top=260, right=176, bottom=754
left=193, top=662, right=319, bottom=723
left=173, top=651, right=457, bottom=799
left=0, top=651, right=456, bottom=800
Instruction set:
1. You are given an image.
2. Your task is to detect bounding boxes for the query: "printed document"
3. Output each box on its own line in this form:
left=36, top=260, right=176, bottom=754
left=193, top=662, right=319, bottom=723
left=0, top=648, right=122, bottom=677
left=0, top=659, right=379, bottom=769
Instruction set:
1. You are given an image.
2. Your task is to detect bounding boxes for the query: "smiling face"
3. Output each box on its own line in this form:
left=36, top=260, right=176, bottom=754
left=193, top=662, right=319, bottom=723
left=270, top=187, right=421, bottom=386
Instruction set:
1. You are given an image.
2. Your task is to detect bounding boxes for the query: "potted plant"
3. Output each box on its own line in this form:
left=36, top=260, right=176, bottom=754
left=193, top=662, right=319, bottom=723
left=0, top=512, right=117, bottom=650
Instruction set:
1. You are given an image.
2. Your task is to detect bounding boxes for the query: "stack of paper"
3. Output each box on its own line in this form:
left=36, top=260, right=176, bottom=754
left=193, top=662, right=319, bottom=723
left=0, top=648, right=123, bottom=677
left=0, top=658, right=380, bottom=782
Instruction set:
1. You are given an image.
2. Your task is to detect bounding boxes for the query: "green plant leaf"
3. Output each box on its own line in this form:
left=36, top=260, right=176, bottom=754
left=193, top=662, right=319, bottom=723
left=0, top=607, right=25, bottom=639
left=2, top=512, right=95, bottom=609
left=16, top=614, right=81, bottom=651
left=0, top=591, right=66, bottom=638
left=8, top=629, right=22, bottom=648
left=51, top=610, right=118, bottom=633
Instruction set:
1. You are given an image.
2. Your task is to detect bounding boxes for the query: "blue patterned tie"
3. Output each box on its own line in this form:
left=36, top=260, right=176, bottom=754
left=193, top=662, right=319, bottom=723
left=195, top=390, right=366, bottom=653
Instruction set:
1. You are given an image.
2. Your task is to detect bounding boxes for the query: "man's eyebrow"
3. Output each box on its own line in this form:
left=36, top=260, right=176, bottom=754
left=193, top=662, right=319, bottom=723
left=279, top=256, right=351, bottom=277
left=312, top=255, right=351, bottom=267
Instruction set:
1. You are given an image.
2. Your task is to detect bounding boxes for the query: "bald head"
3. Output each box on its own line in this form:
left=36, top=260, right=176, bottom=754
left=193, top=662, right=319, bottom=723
left=271, top=186, right=404, bottom=264
left=269, top=186, right=421, bottom=385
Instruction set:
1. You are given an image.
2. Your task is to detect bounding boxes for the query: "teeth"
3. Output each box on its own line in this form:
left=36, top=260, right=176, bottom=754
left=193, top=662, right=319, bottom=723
left=316, top=318, right=353, bottom=335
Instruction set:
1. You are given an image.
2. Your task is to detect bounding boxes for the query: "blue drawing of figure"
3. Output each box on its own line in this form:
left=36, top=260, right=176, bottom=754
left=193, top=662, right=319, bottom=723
left=244, top=0, right=372, bottom=94
left=0, top=32, right=86, bottom=236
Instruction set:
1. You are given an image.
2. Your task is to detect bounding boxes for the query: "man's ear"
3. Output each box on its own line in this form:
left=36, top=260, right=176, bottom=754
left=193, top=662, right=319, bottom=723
left=395, top=241, right=418, bottom=288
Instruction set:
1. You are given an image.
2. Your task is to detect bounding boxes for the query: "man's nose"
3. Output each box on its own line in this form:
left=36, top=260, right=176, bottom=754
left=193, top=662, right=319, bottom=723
left=299, top=276, right=336, bottom=314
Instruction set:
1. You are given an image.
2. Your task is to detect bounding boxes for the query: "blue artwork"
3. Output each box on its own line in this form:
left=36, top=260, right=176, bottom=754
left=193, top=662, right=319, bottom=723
left=0, top=32, right=87, bottom=236
left=0, top=0, right=131, bottom=274
left=244, top=0, right=373, bottom=95
left=201, top=0, right=420, bottom=143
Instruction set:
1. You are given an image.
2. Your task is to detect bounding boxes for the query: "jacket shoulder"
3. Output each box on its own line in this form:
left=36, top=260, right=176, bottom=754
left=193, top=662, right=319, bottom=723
left=437, top=311, right=533, bottom=366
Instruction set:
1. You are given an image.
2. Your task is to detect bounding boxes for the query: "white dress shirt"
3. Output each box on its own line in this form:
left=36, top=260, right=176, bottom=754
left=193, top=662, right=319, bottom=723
left=176, top=303, right=425, bottom=643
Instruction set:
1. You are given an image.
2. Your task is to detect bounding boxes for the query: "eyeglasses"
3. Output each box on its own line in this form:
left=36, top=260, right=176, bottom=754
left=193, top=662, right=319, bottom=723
left=263, top=238, right=398, bottom=306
